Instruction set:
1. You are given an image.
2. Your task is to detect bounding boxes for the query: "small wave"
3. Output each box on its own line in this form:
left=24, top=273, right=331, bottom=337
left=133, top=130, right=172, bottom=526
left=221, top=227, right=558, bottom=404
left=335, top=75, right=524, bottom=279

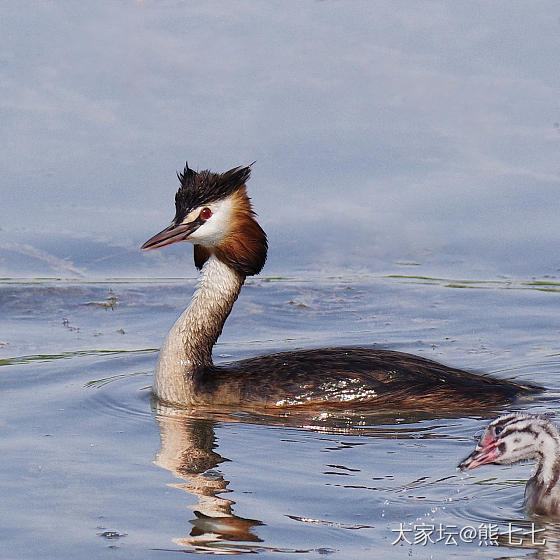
left=0, top=348, right=158, bottom=367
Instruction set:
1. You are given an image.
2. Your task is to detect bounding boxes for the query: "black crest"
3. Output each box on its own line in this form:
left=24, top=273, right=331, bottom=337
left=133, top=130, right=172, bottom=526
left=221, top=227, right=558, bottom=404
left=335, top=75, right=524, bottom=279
left=173, top=163, right=252, bottom=224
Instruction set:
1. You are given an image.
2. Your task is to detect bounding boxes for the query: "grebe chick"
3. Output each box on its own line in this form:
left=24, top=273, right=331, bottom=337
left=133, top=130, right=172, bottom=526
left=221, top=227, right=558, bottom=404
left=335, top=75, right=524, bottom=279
left=141, top=163, right=540, bottom=410
left=459, top=414, right=560, bottom=517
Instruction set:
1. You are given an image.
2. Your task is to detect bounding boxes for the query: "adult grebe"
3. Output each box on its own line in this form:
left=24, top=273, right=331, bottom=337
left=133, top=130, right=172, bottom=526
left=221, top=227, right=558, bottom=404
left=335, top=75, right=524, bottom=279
left=459, top=414, right=560, bottom=517
left=141, top=163, right=540, bottom=410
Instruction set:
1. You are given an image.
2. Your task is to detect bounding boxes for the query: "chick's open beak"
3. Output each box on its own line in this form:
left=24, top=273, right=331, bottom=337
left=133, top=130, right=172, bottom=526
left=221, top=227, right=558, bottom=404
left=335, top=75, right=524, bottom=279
left=458, top=441, right=500, bottom=471
left=141, top=221, right=198, bottom=251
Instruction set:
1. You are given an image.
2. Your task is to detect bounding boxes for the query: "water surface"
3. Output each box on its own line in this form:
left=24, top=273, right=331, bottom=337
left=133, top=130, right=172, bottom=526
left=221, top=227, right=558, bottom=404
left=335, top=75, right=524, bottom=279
left=2, top=274, right=559, bottom=558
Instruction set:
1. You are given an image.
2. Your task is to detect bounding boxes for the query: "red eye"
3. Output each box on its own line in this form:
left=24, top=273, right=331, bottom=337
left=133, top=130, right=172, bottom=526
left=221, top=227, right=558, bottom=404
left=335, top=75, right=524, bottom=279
left=200, top=207, right=212, bottom=220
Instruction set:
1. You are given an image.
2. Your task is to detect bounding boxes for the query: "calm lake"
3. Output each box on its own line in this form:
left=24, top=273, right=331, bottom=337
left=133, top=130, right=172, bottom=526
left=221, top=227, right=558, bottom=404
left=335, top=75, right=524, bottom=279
left=2, top=2, right=559, bottom=558
left=2, top=273, right=559, bottom=558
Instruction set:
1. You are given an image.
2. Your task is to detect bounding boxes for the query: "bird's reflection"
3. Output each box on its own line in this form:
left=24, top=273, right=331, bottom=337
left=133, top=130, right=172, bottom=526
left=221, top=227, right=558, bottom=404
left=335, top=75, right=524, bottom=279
left=152, top=401, right=518, bottom=555
left=151, top=402, right=422, bottom=554
left=153, top=402, right=265, bottom=553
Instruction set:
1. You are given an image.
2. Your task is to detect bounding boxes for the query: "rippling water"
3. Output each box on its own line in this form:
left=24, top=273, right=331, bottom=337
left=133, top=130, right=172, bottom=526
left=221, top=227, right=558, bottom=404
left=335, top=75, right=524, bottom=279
left=2, top=275, right=559, bottom=559
left=2, top=1, right=560, bottom=557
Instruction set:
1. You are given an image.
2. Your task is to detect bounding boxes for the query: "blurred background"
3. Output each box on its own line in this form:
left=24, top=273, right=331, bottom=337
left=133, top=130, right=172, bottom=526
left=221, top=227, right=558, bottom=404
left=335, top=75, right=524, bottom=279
left=1, top=1, right=558, bottom=279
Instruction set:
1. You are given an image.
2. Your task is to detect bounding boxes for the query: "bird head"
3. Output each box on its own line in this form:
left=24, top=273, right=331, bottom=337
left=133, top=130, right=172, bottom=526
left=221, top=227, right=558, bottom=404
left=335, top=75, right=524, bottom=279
left=142, top=163, right=267, bottom=276
left=458, top=413, right=550, bottom=471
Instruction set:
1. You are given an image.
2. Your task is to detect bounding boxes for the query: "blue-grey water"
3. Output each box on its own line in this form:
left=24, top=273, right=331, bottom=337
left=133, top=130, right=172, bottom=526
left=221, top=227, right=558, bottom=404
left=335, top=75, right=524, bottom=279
left=2, top=275, right=560, bottom=558
left=2, top=1, right=560, bottom=559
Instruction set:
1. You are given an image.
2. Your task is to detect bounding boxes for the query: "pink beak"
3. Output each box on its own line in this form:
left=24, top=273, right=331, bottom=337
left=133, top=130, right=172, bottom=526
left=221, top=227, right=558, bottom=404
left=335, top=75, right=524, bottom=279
left=458, top=435, right=500, bottom=471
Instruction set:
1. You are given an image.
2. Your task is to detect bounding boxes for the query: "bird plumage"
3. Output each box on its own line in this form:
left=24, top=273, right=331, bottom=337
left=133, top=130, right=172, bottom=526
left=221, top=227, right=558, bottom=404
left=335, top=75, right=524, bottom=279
left=142, top=163, right=541, bottom=410
left=174, top=163, right=252, bottom=224
left=459, top=413, right=560, bottom=517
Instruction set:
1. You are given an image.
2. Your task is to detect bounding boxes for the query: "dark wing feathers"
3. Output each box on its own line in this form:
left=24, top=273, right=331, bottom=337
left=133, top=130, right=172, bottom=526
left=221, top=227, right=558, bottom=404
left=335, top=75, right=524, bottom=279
left=200, top=348, right=539, bottom=410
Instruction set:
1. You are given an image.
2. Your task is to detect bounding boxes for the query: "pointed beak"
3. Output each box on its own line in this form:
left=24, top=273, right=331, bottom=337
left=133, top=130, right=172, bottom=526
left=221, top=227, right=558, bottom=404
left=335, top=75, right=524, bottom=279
left=141, top=221, right=198, bottom=251
left=458, top=441, right=500, bottom=471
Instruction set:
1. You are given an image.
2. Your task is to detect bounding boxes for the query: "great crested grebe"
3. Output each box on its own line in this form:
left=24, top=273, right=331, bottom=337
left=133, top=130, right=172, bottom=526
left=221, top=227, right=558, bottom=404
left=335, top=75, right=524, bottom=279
left=459, top=414, right=560, bottom=517
left=141, top=163, right=540, bottom=410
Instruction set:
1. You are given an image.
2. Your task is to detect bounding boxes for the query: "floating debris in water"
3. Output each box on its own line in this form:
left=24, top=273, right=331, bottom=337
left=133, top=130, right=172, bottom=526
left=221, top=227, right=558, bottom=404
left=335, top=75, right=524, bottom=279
left=97, top=530, right=127, bottom=540
left=84, top=291, right=118, bottom=310
left=62, top=318, right=79, bottom=332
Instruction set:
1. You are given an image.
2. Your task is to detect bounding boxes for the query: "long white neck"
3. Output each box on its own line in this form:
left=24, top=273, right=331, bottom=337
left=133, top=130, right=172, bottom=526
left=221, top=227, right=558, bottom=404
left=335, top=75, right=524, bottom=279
left=153, top=255, right=245, bottom=406
left=524, top=425, right=560, bottom=515
left=534, top=429, right=560, bottom=491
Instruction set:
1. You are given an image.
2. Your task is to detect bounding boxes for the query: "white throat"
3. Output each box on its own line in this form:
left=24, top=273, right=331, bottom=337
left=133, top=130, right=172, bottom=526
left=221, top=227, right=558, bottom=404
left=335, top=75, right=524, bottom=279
left=153, top=255, right=245, bottom=406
